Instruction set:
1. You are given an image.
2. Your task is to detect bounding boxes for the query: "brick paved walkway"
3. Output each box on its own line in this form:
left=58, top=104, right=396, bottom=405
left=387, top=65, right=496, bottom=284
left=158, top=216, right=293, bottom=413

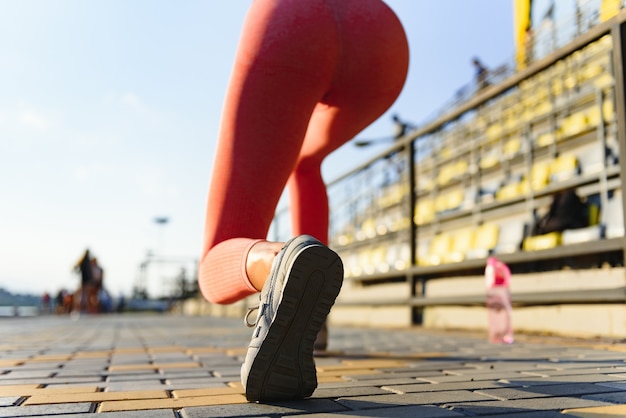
left=1, top=314, right=626, bottom=417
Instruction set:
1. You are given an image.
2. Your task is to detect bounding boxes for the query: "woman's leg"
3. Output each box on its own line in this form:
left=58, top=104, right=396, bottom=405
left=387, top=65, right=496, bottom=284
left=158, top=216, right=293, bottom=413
left=199, top=0, right=408, bottom=305
left=198, top=0, right=340, bottom=304
left=289, top=0, right=409, bottom=244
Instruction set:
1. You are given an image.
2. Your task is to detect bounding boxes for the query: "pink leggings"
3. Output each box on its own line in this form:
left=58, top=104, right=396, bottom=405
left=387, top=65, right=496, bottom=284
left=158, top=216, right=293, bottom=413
left=199, top=0, right=409, bottom=304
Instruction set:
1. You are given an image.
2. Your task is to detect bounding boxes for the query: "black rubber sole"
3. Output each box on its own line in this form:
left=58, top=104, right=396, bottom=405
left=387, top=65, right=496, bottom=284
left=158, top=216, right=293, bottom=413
left=245, top=244, right=343, bottom=402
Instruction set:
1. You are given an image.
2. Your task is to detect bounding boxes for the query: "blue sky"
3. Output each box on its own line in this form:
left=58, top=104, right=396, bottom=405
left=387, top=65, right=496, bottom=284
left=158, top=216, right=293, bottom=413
left=0, top=1, right=513, bottom=299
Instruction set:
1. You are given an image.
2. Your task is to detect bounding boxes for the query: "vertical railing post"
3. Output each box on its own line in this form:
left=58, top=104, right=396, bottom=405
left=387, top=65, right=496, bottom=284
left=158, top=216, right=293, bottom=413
left=610, top=19, right=626, bottom=269
left=407, top=136, right=422, bottom=323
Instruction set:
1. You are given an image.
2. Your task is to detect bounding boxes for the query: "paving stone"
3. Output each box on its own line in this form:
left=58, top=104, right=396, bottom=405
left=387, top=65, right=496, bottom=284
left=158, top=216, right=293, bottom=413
left=0, top=385, right=40, bottom=396
left=8, top=362, right=64, bottom=370
left=163, top=379, right=230, bottom=389
left=55, top=369, right=107, bottom=377
left=0, top=396, right=20, bottom=406
left=477, top=383, right=626, bottom=400
left=536, top=367, right=626, bottom=377
left=181, top=398, right=347, bottom=417
left=350, top=389, right=496, bottom=408
left=43, top=382, right=106, bottom=389
left=0, top=376, right=103, bottom=385
left=0, top=402, right=93, bottom=417
left=445, top=397, right=612, bottom=416
left=106, top=370, right=159, bottom=378
left=34, top=386, right=99, bottom=394
left=563, top=404, right=626, bottom=417
left=317, top=378, right=419, bottom=389
left=0, top=370, right=56, bottom=379
left=492, top=411, right=565, bottom=417
left=43, top=410, right=176, bottom=418
left=582, top=390, right=626, bottom=403
left=312, top=385, right=393, bottom=398
left=158, top=370, right=213, bottom=378
left=504, top=374, right=626, bottom=386
left=99, top=393, right=247, bottom=412
left=334, top=393, right=426, bottom=410
left=383, top=379, right=521, bottom=394
left=415, top=371, right=529, bottom=383
left=104, top=382, right=169, bottom=391
left=297, top=404, right=466, bottom=417
left=106, top=373, right=161, bottom=382
left=24, top=389, right=168, bottom=406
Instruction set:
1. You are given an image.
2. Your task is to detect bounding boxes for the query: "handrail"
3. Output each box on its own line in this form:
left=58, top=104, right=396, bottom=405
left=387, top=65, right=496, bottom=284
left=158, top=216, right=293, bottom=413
left=335, top=286, right=626, bottom=308
left=349, top=237, right=625, bottom=284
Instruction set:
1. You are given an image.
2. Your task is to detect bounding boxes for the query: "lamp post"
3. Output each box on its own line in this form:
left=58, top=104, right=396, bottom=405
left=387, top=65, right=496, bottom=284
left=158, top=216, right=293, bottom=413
left=154, top=216, right=169, bottom=256
left=153, top=216, right=170, bottom=297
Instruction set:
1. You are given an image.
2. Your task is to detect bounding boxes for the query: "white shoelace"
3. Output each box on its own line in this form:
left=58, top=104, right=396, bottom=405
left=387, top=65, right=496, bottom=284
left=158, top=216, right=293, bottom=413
left=244, top=305, right=259, bottom=328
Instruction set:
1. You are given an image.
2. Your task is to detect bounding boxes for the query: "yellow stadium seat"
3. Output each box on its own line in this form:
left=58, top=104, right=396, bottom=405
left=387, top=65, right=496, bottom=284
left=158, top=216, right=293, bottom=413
left=519, top=161, right=551, bottom=194
left=453, top=160, right=469, bottom=178
left=504, top=115, right=517, bottom=131
left=475, top=115, right=487, bottom=131
left=437, top=164, right=455, bottom=186
left=589, top=202, right=600, bottom=226
left=603, top=100, right=615, bottom=122
left=357, top=218, right=377, bottom=241
left=416, top=237, right=432, bottom=267
left=440, top=145, right=453, bottom=159
left=466, top=223, right=500, bottom=259
left=535, top=86, right=549, bottom=101
left=534, top=101, right=553, bottom=117
left=447, top=189, right=465, bottom=211
left=581, top=63, right=604, bottom=81
left=551, top=78, right=564, bottom=97
left=371, top=246, right=389, bottom=273
left=560, top=111, right=588, bottom=138
left=486, top=124, right=503, bottom=141
left=564, top=71, right=577, bottom=90
left=336, top=232, right=354, bottom=247
left=536, top=132, right=555, bottom=147
left=496, top=182, right=521, bottom=201
left=480, top=152, right=500, bottom=169
left=434, top=194, right=449, bottom=214
left=414, top=199, right=435, bottom=225
left=594, top=73, right=613, bottom=89
left=443, top=228, right=475, bottom=264
left=424, top=233, right=452, bottom=266
left=504, top=138, right=521, bottom=158
left=523, top=231, right=562, bottom=251
left=391, top=215, right=411, bottom=232
left=521, top=108, right=534, bottom=122
left=385, top=242, right=410, bottom=271
left=587, top=107, right=602, bottom=127
left=357, top=248, right=376, bottom=275
left=378, top=183, right=409, bottom=208
left=550, top=154, right=579, bottom=182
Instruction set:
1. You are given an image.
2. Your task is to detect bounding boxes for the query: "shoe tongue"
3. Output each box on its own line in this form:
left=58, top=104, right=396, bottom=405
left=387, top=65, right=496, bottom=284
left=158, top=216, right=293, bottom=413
left=260, top=255, right=280, bottom=300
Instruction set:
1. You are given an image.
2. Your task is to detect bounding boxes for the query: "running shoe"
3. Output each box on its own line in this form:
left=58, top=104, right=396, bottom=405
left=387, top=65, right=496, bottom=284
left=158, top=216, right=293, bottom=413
left=241, top=234, right=343, bottom=402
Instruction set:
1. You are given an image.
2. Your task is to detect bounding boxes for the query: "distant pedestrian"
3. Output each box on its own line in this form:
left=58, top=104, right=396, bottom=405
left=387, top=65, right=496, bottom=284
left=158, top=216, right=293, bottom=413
left=472, top=57, right=489, bottom=91
left=41, top=292, right=51, bottom=314
left=73, top=249, right=103, bottom=313
left=74, top=249, right=93, bottom=312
